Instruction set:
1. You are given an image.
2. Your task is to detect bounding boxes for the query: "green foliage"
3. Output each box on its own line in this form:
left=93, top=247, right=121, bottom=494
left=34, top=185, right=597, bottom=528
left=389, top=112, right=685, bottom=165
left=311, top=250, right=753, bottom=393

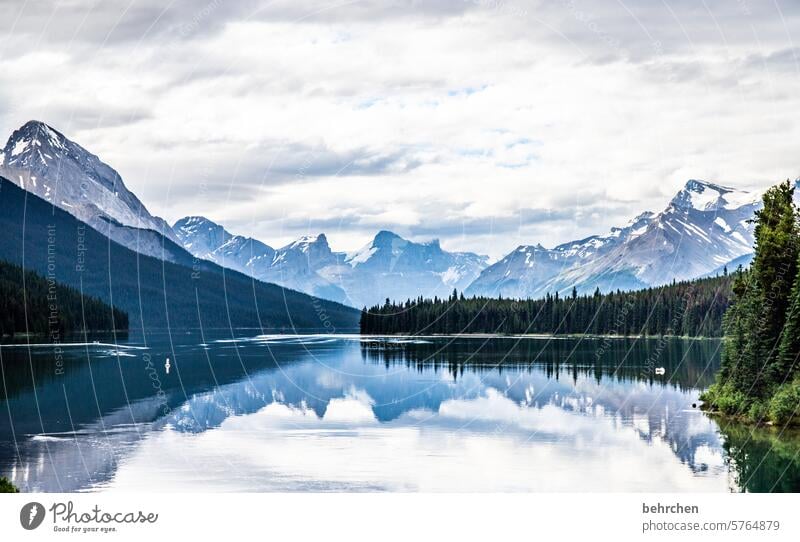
left=748, top=401, right=769, bottom=424
left=778, top=261, right=800, bottom=379
left=768, top=380, right=800, bottom=425
left=0, top=476, right=18, bottom=493
left=706, top=180, right=800, bottom=425
left=751, top=180, right=800, bottom=384
left=718, top=270, right=766, bottom=395
left=361, top=274, right=734, bottom=337
left=0, top=259, right=128, bottom=336
left=701, top=382, right=752, bottom=416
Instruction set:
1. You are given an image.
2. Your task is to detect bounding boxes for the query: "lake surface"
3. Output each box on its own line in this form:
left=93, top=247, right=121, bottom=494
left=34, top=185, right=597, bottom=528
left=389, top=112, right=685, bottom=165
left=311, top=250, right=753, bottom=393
left=1, top=334, right=799, bottom=492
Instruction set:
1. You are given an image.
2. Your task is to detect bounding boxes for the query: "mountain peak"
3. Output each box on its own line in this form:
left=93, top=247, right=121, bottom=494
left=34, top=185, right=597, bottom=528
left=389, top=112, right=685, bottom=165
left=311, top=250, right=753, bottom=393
left=14, top=120, right=62, bottom=140
left=173, top=216, right=219, bottom=229
left=173, top=216, right=228, bottom=242
left=425, top=238, right=441, bottom=248
left=17, top=119, right=59, bottom=134
left=286, top=233, right=330, bottom=250
left=2, top=120, right=69, bottom=168
left=172, top=216, right=232, bottom=256
left=669, top=179, right=757, bottom=212
left=684, top=179, right=713, bottom=191
left=0, top=120, right=181, bottom=246
left=303, top=233, right=327, bottom=244
left=373, top=230, right=404, bottom=246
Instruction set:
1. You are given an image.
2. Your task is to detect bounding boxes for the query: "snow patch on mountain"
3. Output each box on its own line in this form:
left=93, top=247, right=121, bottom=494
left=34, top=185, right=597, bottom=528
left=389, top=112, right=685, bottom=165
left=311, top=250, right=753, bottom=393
left=173, top=221, right=489, bottom=307
left=0, top=120, right=183, bottom=261
left=466, top=179, right=768, bottom=299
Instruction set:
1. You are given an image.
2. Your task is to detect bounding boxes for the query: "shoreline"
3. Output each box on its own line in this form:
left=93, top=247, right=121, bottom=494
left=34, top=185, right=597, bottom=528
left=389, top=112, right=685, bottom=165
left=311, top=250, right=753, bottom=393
left=359, top=332, right=722, bottom=340
left=703, top=408, right=800, bottom=430
left=1, top=331, right=724, bottom=346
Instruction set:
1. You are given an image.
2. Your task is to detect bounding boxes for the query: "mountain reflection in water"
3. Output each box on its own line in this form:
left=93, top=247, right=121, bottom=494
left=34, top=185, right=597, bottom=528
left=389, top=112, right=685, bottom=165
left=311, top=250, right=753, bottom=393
left=1, top=335, right=798, bottom=492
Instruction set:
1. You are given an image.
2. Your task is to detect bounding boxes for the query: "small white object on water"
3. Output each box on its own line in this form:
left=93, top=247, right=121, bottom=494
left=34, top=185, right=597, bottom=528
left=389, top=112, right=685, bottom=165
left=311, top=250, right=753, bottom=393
left=655, top=367, right=665, bottom=375
left=165, top=357, right=171, bottom=375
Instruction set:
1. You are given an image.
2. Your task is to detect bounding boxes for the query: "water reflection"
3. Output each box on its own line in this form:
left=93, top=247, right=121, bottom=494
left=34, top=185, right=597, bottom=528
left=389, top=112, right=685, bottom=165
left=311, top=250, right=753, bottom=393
left=0, top=335, right=797, bottom=492
left=717, top=422, right=800, bottom=493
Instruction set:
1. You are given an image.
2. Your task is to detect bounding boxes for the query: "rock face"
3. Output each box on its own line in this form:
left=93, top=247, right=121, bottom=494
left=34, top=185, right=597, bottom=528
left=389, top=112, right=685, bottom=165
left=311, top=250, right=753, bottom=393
left=465, top=212, right=655, bottom=299
left=327, top=231, right=489, bottom=307
left=172, top=216, right=234, bottom=261
left=173, top=221, right=489, bottom=307
left=259, top=234, right=348, bottom=303
left=173, top=217, right=347, bottom=303
left=173, top=216, right=275, bottom=274
left=0, top=120, right=186, bottom=262
left=466, top=180, right=769, bottom=299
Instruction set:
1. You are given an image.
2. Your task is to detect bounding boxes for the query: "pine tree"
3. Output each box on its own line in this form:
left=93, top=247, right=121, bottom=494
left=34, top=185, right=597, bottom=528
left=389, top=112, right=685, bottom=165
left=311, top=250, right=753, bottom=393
left=719, top=270, right=762, bottom=394
left=777, top=258, right=800, bottom=381
left=360, top=275, right=733, bottom=338
left=706, top=180, right=800, bottom=416
left=751, top=181, right=799, bottom=387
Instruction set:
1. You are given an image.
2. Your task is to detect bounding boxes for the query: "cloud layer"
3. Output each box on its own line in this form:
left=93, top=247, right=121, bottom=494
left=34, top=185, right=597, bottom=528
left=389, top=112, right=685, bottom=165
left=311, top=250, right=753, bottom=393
left=1, top=0, right=799, bottom=256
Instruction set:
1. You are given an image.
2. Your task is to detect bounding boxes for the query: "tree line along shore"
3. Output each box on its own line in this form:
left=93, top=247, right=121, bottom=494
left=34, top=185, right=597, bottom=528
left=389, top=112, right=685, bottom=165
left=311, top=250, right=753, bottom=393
left=362, top=180, right=800, bottom=427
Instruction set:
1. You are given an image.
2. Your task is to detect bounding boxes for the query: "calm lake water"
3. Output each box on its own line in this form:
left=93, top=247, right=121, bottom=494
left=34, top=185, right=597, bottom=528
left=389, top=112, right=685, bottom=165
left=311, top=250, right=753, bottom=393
left=1, top=334, right=799, bottom=492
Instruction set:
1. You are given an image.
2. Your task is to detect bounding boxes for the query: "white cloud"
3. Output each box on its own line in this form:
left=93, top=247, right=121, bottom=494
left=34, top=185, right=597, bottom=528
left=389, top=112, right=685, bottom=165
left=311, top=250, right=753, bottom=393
left=1, top=0, right=799, bottom=256
left=103, top=388, right=728, bottom=491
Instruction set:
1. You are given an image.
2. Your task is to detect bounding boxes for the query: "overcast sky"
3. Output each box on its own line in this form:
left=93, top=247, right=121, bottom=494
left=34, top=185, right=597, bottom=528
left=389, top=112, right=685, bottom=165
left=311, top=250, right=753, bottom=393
left=1, top=0, right=799, bottom=257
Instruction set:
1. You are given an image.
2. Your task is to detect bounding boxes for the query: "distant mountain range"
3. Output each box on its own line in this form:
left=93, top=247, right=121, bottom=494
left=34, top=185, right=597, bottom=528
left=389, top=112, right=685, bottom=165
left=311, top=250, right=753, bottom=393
left=175, top=177, right=796, bottom=305
left=466, top=180, right=788, bottom=299
left=1, top=120, right=796, bottom=310
left=174, top=218, right=488, bottom=307
left=173, top=217, right=348, bottom=303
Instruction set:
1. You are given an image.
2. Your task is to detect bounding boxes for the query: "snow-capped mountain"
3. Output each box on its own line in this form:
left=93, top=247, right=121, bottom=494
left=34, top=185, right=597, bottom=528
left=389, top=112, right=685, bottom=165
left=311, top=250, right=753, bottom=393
left=465, top=212, right=654, bottom=299
left=258, top=234, right=348, bottom=303
left=173, top=221, right=489, bottom=307
left=6, top=119, right=788, bottom=306
left=173, top=216, right=234, bottom=260
left=173, top=216, right=277, bottom=276
left=273, top=234, right=341, bottom=272
left=466, top=180, right=766, bottom=299
left=326, top=230, right=489, bottom=307
left=0, top=120, right=184, bottom=261
left=173, top=216, right=348, bottom=303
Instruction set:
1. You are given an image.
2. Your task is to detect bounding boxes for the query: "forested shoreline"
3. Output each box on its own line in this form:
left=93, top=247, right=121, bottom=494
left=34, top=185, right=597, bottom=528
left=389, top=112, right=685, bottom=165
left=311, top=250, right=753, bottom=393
left=702, top=180, right=800, bottom=426
left=360, top=274, right=734, bottom=337
left=361, top=181, right=800, bottom=427
left=0, top=259, right=128, bottom=338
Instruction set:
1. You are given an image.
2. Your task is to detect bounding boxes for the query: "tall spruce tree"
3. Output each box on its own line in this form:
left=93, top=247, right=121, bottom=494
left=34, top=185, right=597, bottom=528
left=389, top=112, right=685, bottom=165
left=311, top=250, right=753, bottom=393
left=752, top=181, right=799, bottom=387
left=778, top=257, right=800, bottom=381
left=716, top=181, right=799, bottom=399
left=719, top=270, right=762, bottom=394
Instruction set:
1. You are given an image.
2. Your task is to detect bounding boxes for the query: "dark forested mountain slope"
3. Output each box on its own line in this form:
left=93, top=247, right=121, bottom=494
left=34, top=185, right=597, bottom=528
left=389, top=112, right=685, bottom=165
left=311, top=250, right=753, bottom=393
left=0, top=176, right=359, bottom=332
left=0, top=259, right=127, bottom=336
